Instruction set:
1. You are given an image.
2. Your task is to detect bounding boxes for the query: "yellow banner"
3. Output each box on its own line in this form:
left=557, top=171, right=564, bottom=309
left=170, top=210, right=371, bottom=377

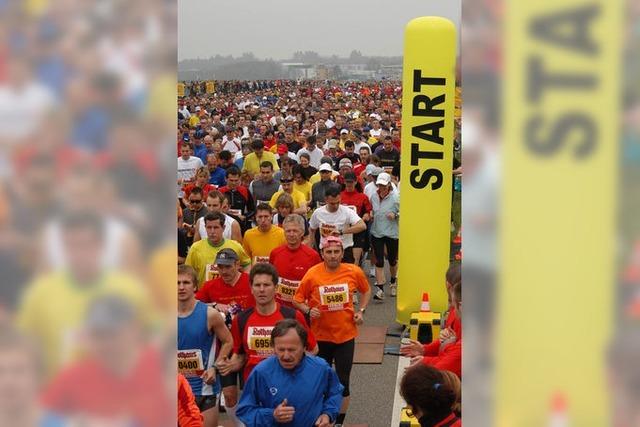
left=206, top=81, right=215, bottom=94
left=397, top=17, right=456, bottom=325
left=177, top=82, right=185, bottom=98
left=497, top=1, right=619, bottom=425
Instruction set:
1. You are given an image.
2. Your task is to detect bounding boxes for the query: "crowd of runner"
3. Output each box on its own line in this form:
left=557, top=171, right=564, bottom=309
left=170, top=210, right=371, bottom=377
left=177, top=79, right=462, bottom=427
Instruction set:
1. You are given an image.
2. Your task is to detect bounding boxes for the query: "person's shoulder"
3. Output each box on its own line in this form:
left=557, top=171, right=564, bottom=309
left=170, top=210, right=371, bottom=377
left=189, top=239, right=207, bottom=251
left=306, top=262, right=324, bottom=275
left=304, top=354, right=332, bottom=371
left=270, top=244, right=288, bottom=257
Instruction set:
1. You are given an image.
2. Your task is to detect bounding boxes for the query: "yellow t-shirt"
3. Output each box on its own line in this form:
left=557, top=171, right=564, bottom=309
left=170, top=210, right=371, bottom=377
left=16, top=270, right=155, bottom=377
left=242, top=226, right=286, bottom=264
left=189, top=115, right=200, bottom=128
left=242, top=151, right=280, bottom=176
left=293, top=181, right=312, bottom=201
left=309, top=170, right=340, bottom=185
left=269, top=189, right=307, bottom=209
left=185, top=238, right=251, bottom=284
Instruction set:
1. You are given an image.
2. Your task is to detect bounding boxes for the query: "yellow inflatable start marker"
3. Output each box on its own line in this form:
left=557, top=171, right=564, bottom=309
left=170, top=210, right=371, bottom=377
left=397, top=17, right=456, bottom=325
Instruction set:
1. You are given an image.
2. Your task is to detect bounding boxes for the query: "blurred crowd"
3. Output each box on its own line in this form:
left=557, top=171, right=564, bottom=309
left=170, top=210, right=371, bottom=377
left=0, top=0, right=177, bottom=425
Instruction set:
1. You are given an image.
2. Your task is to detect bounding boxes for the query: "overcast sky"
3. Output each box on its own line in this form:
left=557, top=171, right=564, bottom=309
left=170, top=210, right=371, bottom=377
left=178, top=0, right=460, bottom=61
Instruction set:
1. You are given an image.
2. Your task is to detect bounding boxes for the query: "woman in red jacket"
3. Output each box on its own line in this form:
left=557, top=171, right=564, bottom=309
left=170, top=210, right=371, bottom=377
left=401, top=265, right=462, bottom=378
left=400, top=364, right=462, bottom=427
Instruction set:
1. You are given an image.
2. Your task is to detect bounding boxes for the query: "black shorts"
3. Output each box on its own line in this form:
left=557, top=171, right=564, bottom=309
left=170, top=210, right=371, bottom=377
left=370, top=235, right=399, bottom=268
left=317, top=339, right=355, bottom=397
left=219, top=372, right=239, bottom=388
left=342, top=246, right=355, bottom=264
left=195, top=394, right=218, bottom=412
left=352, top=229, right=369, bottom=249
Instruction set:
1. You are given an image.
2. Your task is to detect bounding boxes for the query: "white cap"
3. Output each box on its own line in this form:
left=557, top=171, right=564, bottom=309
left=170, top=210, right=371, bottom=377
left=376, top=172, right=392, bottom=186
left=340, top=129, right=349, bottom=134
left=319, top=163, right=333, bottom=172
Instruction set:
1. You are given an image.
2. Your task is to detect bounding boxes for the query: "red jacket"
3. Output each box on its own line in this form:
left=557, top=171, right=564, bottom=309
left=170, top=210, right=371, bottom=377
left=178, top=374, right=203, bottom=427
left=423, top=307, right=461, bottom=356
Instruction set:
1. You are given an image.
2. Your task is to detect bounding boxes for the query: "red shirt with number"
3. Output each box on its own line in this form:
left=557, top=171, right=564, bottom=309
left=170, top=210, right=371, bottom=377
left=269, top=244, right=321, bottom=308
left=230, top=304, right=317, bottom=381
left=196, top=272, right=255, bottom=310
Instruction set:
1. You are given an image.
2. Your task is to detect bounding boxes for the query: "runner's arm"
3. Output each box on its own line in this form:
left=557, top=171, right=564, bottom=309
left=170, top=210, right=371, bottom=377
left=208, top=307, right=233, bottom=362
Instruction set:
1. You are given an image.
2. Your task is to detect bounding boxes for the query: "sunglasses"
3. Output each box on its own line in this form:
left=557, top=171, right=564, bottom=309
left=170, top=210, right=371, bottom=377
left=281, top=179, right=293, bottom=183
left=189, top=199, right=203, bottom=204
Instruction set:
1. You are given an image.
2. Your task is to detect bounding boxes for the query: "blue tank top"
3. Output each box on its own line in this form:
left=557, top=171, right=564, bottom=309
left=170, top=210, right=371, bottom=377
left=178, top=301, right=218, bottom=396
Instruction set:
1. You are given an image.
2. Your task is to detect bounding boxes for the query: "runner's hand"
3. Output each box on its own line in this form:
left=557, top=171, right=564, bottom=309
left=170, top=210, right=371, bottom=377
left=353, top=311, right=364, bottom=325
left=315, top=414, right=331, bottom=427
left=200, top=367, right=216, bottom=385
left=309, top=307, right=321, bottom=319
left=273, top=398, right=295, bottom=423
left=400, top=339, right=424, bottom=357
left=216, top=357, right=232, bottom=376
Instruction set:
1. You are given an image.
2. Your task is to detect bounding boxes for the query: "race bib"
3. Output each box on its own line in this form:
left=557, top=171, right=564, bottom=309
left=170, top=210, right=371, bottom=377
left=253, top=256, right=270, bottom=264
left=178, top=349, right=204, bottom=377
left=319, top=283, right=350, bottom=311
left=277, top=278, right=301, bottom=302
left=247, top=326, right=274, bottom=358
left=320, top=222, right=339, bottom=238
left=205, top=263, right=219, bottom=281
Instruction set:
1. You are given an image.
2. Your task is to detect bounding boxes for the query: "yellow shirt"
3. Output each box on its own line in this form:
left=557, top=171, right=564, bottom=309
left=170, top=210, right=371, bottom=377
left=185, top=238, right=251, bottom=284
left=16, top=270, right=155, bottom=377
left=269, top=189, right=307, bottom=209
left=309, top=170, right=339, bottom=185
left=242, top=151, right=280, bottom=176
left=189, top=115, right=200, bottom=128
left=242, top=226, right=286, bottom=264
left=293, top=181, right=312, bottom=201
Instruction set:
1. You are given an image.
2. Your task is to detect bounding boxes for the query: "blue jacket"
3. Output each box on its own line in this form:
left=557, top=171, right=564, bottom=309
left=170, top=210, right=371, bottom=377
left=237, top=354, right=343, bottom=426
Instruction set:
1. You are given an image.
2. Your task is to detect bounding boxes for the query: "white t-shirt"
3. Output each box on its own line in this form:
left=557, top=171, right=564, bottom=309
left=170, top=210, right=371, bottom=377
left=196, top=213, right=237, bottom=241
left=369, top=128, right=382, bottom=138
left=296, top=147, right=324, bottom=169
left=309, top=205, right=362, bottom=249
left=177, top=156, right=203, bottom=197
left=222, top=137, right=242, bottom=154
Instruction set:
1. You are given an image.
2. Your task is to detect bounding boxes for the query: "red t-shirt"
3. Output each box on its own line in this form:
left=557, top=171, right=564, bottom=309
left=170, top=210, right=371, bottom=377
left=230, top=304, right=317, bottom=381
left=40, top=347, right=170, bottom=427
left=196, top=272, right=255, bottom=310
left=269, top=244, right=321, bottom=307
left=340, top=190, right=372, bottom=218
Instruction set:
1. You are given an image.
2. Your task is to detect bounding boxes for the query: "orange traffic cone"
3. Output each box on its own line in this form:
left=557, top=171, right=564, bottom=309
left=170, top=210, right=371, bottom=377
left=548, top=391, right=569, bottom=427
left=420, top=293, right=431, bottom=312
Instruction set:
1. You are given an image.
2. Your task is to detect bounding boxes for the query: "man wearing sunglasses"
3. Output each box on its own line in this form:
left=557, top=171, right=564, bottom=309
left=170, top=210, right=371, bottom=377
left=269, top=172, right=308, bottom=216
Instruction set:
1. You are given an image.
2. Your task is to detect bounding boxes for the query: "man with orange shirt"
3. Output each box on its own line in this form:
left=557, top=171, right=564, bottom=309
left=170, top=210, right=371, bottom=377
left=293, top=236, right=371, bottom=426
left=269, top=214, right=321, bottom=307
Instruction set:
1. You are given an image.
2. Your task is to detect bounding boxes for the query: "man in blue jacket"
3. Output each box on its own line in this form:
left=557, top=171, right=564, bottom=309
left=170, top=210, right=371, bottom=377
left=237, top=318, right=343, bottom=426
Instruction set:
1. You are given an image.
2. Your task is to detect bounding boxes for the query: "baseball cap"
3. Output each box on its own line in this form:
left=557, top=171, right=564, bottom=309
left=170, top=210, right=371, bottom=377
left=321, top=235, right=343, bottom=248
left=339, top=158, right=353, bottom=169
left=195, top=106, right=201, bottom=112
left=182, top=135, right=190, bottom=142
left=328, top=139, right=338, bottom=149
left=319, top=163, right=334, bottom=172
left=376, top=172, right=392, bottom=186
left=215, top=248, right=239, bottom=266
left=340, top=129, right=349, bottom=135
